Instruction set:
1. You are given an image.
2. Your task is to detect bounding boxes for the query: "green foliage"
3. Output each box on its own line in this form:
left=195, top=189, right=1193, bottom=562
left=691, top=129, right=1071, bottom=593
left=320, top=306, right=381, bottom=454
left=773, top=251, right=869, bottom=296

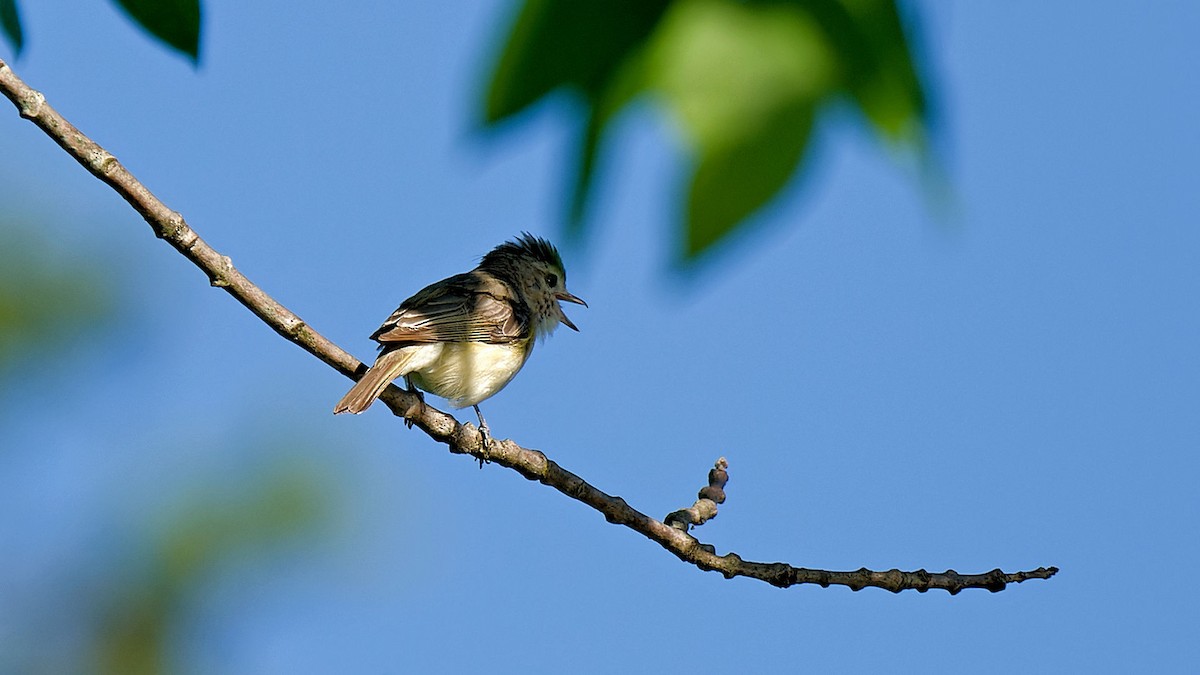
left=0, top=227, right=114, bottom=383
left=485, top=0, right=672, bottom=230
left=94, top=461, right=330, bottom=675
left=485, top=0, right=672, bottom=122
left=484, top=0, right=930, bottom=262
left=110, top=0, right=202, bottom=63
left=0, top=0, right=201, bottom=62
left=0, top=0, right=21, bottom=56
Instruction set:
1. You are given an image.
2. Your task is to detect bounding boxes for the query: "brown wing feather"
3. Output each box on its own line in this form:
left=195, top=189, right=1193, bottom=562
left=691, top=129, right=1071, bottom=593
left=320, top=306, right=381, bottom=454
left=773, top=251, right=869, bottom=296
left=370, top=271, right=526, bottom=345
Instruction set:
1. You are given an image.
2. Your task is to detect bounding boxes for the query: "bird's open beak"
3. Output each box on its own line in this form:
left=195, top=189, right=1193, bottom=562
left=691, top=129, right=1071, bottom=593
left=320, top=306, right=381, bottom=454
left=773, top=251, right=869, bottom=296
left=555, top=291, right=587, bottom=331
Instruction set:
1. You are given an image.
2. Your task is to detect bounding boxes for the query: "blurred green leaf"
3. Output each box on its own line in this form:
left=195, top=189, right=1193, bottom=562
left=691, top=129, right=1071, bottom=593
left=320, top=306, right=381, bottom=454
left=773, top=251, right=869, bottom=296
left=97, top=461, right=330, bottom=675
left=644, top=0, right=833, bottom=257
left=687, top=100, right=815, bottom=257
left=564, top=43, right=649, bottom=232
left=484, top=0, right=671, bottom=237
left=0, top=0, right=22, bottom=56
left=484, top=0, right=670, bottom=123
left=0, top=228, right=115, bottom=382
left=482, top=0, right=932, bottom=263
left=159, top=464, right=326, bottom=581
left=817, top=0, right=926, bottom=139
left=110, top=0, right=201, bottom=63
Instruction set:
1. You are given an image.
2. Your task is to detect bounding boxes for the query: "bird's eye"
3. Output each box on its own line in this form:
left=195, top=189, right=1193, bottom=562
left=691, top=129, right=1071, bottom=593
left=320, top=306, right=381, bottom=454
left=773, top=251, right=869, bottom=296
left=545, top=273, right=558, bottom=288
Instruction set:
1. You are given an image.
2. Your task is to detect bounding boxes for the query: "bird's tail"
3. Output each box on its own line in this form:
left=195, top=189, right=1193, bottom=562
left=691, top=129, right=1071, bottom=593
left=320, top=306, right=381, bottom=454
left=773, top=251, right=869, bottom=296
left=333, top=349, right=412, bottom=414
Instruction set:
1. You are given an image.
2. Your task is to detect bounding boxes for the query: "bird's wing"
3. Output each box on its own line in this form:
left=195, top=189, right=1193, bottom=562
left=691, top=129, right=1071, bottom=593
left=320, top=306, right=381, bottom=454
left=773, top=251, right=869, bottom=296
left=370, top=271, right=527, bottom=345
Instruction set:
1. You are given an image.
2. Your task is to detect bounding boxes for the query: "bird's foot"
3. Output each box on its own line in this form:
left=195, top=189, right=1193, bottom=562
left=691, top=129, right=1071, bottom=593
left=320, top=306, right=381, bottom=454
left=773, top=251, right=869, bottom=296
left=477, top=423, right=493, bottom=468
left=473, top=404, right=492, bottom=468
left=404, top=378, right=425, bottom=430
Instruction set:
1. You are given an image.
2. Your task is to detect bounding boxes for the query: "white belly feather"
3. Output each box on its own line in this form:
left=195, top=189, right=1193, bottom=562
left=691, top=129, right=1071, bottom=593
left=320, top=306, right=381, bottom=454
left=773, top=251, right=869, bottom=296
left=406, top=341, right=531, bottom=408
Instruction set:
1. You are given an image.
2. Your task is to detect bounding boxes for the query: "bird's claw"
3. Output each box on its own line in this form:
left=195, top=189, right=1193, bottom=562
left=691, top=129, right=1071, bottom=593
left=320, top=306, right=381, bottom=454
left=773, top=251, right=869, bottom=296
left=473, top=404, right=493, bottom=468
left=477, top=420, right=493, bottom=468
left=404, top=378, right=425, bottom=430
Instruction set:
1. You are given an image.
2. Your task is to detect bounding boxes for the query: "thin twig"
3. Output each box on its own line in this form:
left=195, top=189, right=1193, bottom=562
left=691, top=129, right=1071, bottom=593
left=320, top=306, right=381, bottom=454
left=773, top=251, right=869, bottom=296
left=665, top=457, right=727, bottom=533
left=0, top=58, right=1058, bottom=593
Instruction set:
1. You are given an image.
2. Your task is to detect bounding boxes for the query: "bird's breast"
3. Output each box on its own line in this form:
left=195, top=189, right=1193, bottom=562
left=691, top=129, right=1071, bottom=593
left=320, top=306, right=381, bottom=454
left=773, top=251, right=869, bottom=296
left=407, top=340, right=533, bottom=408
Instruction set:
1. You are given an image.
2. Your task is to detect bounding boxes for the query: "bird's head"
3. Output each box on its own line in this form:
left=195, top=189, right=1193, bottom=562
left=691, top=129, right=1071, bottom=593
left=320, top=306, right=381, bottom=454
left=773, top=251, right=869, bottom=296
left=481, top=233, right=587, bottom=336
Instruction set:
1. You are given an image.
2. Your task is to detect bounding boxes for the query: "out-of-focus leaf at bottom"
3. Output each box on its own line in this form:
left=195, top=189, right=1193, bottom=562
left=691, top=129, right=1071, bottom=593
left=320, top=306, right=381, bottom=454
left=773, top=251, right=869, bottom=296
left=95, top=459, right=332, bottom=675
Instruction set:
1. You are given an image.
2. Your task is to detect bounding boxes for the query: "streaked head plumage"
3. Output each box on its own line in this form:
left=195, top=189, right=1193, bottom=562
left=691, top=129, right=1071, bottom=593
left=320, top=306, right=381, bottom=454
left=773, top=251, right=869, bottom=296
left=481, top=232, right=565, bottom=276
left=479, top=233, right=585, bottom=335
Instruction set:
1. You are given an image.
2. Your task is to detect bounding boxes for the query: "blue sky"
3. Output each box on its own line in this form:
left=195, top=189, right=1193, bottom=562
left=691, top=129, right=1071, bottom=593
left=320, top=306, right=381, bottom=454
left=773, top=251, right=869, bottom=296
left=2, top=2, right=1198, bottom=673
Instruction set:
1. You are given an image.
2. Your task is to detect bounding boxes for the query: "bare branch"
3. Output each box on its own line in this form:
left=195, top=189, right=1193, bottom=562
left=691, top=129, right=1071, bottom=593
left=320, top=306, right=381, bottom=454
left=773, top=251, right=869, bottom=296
left=0, top=58, right=1059, bottom=594
left=665, top=457, right=727, bottom=534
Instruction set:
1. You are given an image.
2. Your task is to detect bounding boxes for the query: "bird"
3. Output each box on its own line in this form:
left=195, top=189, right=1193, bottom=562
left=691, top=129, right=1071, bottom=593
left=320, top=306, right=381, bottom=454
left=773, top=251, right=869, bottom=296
left=333, top=233, right=586, bottom=448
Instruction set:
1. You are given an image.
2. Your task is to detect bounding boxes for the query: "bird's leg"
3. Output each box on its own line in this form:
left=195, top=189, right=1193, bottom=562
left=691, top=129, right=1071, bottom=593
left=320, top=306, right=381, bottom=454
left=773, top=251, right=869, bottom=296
left=473, top=404, right=493, bottom=467
left=404, top=376, right=425, bottom=430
